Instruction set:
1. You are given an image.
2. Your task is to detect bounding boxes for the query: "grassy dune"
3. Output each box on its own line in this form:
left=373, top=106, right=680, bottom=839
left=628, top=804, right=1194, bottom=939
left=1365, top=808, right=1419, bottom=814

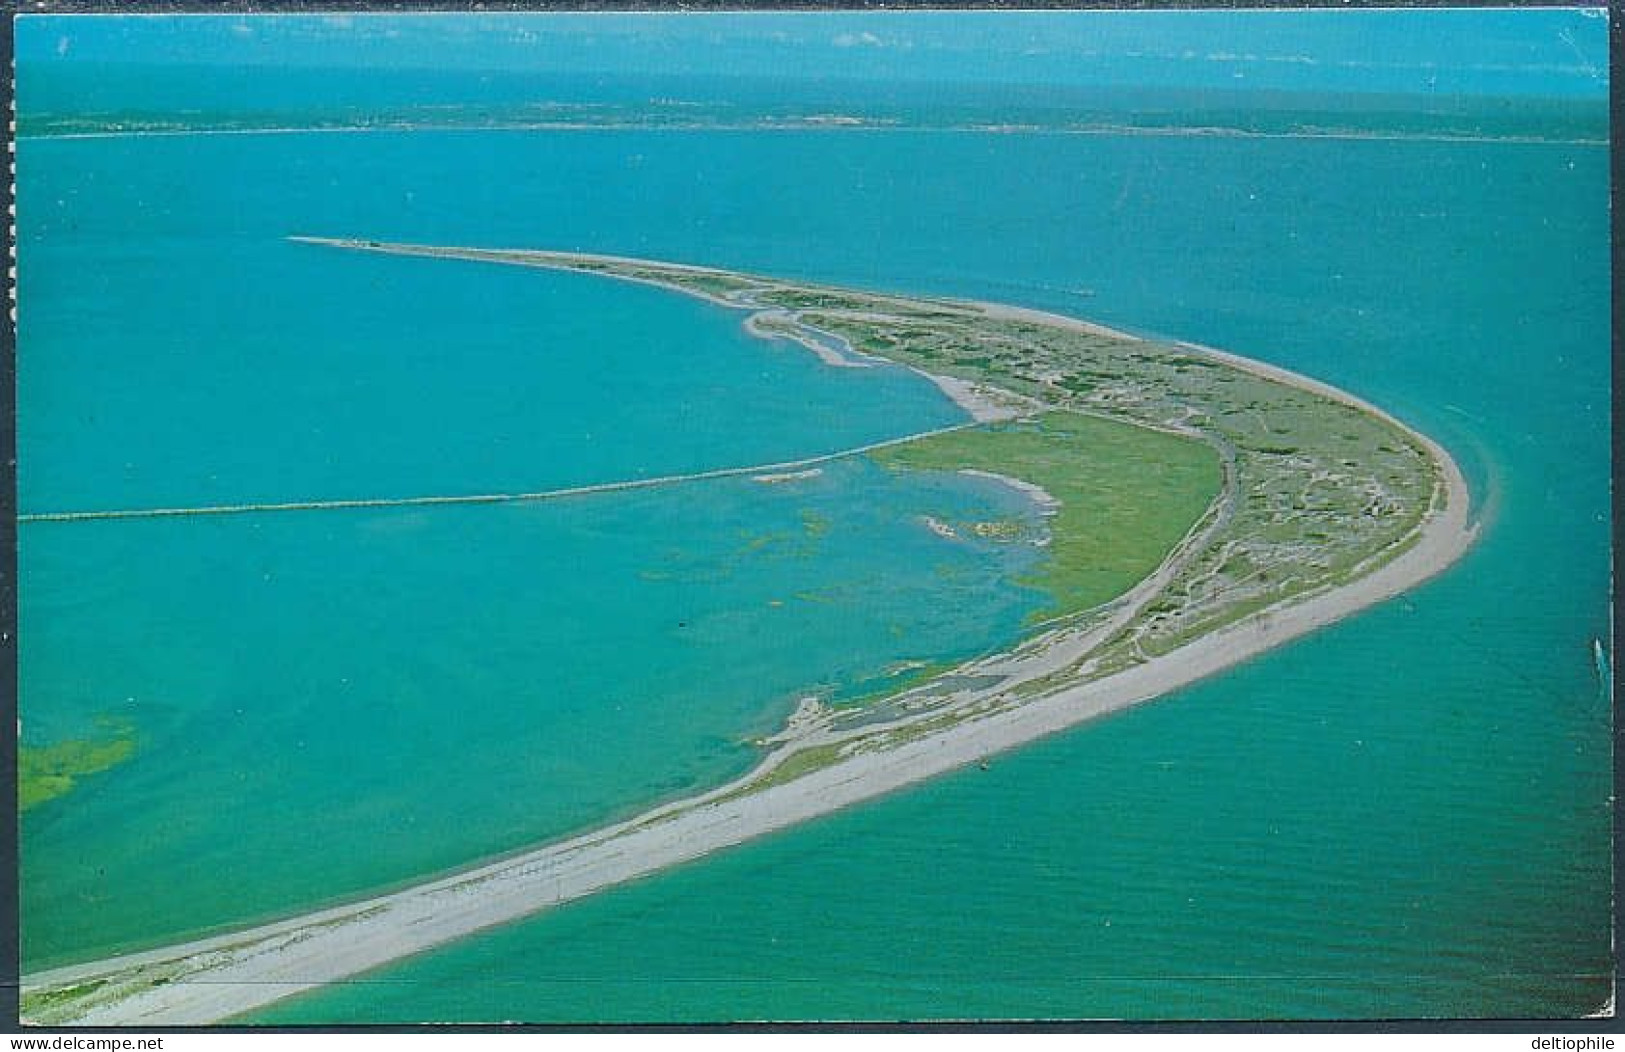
left=871, top=411, right=1222, bottom=620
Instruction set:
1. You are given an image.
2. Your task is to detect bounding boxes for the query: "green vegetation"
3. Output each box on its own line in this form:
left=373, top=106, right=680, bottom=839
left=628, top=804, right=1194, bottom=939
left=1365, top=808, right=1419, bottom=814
left=828, top=658, right=958, bottom=709
left=305, top=244, right=1451, bottom=813
left=20, top=722, right=137, bottom=812
left=872, top=411, right=1222, bottom=619
left=398, top=247, right=1442, bottom=667
left=21, top=979, right=108, bottom=1019
left=497, top=250, right=1443, bottom=658
left=751, top=743, right=844, bottom=790
left=673, top=272, right=757, bottom=298
left=714, top=742, right=847, bottom=801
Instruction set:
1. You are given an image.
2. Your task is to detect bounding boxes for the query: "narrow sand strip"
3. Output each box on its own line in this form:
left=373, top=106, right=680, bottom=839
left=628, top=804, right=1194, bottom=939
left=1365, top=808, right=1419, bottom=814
left=28, top=448, right=1468, bottom=1025
left=20, top=248, right=1477, bottom=1026
left=917, top=372, right=1028, bottom=423
left=19, top=424, right=976, bottom=525
left=958, top=469, right=1061, bottom=514
left=744, top=312, right=876, bottom=369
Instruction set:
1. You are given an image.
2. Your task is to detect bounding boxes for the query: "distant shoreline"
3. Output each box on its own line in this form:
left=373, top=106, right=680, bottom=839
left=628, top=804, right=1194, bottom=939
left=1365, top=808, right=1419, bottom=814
left=17, top=121, right=1608, bottom=149
left=22, top=246, right=1476, bottom=1026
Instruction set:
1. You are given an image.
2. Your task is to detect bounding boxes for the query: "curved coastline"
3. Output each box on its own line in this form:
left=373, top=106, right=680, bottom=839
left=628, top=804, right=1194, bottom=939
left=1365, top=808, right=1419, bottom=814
left=21, top=247, right=1477, bottom=1026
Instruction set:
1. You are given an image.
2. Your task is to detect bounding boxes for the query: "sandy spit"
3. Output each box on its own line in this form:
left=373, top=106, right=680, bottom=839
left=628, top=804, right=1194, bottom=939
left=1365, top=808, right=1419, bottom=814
left=28, top=404, right=1472, bottom=1029
left=958, top=469, right=1061, bottom=514
left=23, top=252, right=1477, bottom=1027
left=34, top=444, right=1468, bottom=1026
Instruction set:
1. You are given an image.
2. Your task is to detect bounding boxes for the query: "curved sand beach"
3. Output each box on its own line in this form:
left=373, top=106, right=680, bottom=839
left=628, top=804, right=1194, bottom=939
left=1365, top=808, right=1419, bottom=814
left=21, top=251, right=1477, bottom=1026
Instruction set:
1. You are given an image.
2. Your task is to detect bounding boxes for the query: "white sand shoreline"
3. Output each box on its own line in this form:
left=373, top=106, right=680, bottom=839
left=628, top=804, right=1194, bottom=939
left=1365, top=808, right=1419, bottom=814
left=958, top=468, right=1062, bottom=515
left=22, top=250, right=1478, bottom=1027
left=29, top=471, right=1470, bottom=1024
left=743, top=312, right=875, bottom=369
left=916, top=372, right=1030, bottom=422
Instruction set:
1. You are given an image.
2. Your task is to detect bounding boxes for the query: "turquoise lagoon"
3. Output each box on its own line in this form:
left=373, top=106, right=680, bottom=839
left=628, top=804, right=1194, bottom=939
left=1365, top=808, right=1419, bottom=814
left=17, top=64, right=1612, bottom=1019
left=20, top=128, right=1062, bottom=966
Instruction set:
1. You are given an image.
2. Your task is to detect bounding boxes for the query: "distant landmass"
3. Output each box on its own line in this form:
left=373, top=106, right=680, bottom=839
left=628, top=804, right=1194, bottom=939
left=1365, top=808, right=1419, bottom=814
left=15, top=69, right=1609, bottom=143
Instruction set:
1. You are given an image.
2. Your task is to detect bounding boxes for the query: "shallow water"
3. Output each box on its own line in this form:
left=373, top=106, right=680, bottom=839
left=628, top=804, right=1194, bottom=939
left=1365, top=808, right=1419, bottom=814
left=254, top=125, right=1607, bottom=1022
left=17, top=125, right=1077, bottom=967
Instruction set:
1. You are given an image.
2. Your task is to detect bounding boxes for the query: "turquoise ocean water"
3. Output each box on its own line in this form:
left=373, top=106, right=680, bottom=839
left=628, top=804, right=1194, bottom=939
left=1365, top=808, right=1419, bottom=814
left=17, top=67, right=1611, bottom=1019
left=20, top=128, right=1061, bottom=962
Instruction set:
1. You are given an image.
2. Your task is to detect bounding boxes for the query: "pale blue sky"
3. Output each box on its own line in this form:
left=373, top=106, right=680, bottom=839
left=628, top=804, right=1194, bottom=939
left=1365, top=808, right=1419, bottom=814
left=17, top=9, right=1611, bottom=97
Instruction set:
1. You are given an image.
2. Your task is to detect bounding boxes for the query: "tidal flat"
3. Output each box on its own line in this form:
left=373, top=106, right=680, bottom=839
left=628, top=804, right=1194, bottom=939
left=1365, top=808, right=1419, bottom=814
left=21, top=246, right=1472, bottom=1025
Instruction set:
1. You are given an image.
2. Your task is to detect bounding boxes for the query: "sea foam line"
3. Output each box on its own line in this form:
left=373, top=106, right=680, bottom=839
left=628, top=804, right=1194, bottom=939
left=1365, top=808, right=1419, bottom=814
left=18, top=423, right=977, bottom=525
